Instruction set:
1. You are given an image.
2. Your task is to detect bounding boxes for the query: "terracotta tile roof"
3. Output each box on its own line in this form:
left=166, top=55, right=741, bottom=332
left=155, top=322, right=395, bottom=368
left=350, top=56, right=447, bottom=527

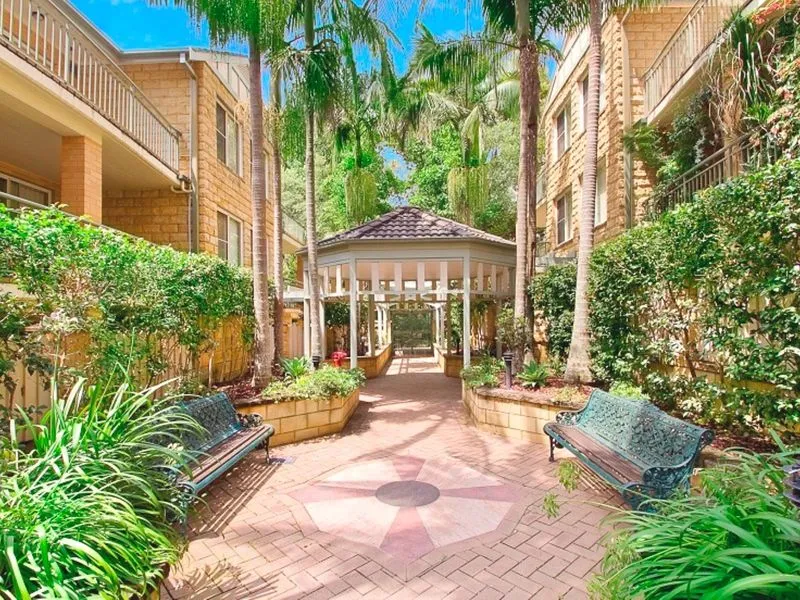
left=316, top=207, right=515, bottom=249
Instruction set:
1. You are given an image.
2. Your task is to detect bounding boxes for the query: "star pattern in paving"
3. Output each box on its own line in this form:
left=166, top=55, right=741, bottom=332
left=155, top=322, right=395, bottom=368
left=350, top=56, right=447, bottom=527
left=290, top=456, right=522, bottom=562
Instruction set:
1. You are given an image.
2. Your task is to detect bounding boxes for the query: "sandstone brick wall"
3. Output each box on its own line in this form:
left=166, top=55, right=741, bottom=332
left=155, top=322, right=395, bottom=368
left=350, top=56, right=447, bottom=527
left=60, top=136, right=102, bottom=222
left=540, top=7, right=691, bottom=257
left=103, top=190, right=190, bottom=250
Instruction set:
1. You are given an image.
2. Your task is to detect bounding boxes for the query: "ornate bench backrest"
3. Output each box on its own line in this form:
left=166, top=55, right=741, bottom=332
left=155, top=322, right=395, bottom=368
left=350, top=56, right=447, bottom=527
left=577, top=390, right=712, bottom=468
left=179, top=392, right=242, bottom=453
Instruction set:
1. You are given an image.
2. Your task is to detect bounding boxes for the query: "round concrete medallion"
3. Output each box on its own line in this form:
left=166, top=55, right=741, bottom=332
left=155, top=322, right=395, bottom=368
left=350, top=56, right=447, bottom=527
left=376, top=481, right=441, bottom=507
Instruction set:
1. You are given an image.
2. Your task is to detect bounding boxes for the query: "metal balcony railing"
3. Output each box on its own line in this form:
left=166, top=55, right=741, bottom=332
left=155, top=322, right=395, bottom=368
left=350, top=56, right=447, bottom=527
left=646, top=131, right=779, bottom=215
left=0, top=0, right=180, bottom=173
left=282, top=213, right=306, bottom=244
left=643, top=0, right=741, bottom=116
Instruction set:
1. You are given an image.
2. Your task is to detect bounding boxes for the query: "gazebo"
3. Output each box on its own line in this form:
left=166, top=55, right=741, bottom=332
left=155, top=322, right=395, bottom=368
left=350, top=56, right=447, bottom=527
left=292, top=207, right=517, bottom=371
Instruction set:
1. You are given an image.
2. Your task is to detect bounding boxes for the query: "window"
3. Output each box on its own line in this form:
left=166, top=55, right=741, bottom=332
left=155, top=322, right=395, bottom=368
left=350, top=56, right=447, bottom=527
left=556, top=193, right=572, bottom=245
left=580, top=76, right=589, bottom=132
left=216, top=102, right=240, bottom=173
left=595, top=159, right=607, bottom=226
left=0, top=174, right=51, bottom=209
left=599, top=62, right=607, bottom=113
left=554, top=107, right=570, bottom=159
left=217, top=211, right=242, bottom=266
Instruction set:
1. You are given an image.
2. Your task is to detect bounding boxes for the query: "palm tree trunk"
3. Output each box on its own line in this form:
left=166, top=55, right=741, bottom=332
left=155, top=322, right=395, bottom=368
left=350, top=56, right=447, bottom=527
left=271, top=68, right=284, bottom=362
left=564, top=0, right=601, bottom=383
left=514, top=0, right=532, bottom=369
left=304, top=0, right=323, bottom=362
left=249, top=36, right=273, bottom=387
left=526, top=51, right=541, bottom=357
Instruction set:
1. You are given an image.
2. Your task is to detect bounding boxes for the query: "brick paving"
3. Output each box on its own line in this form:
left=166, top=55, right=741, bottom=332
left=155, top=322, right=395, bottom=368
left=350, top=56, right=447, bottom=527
left=164, top=357, right=619, bottom=599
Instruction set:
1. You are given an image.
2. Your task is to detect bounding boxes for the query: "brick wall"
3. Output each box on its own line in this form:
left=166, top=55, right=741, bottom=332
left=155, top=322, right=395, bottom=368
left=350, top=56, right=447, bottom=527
left=103, top=190, right=190, bottom=250
left=60, top=136, right=102, bottom=222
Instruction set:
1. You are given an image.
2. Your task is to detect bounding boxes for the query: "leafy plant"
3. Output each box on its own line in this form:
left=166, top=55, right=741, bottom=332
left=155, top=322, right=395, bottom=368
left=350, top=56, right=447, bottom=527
left=281, top=356, right=311, bottom=381
left=552, top=385, right=586, bottom=407
left=516, top=361, right=549, bottom=389
left=263, top=365, right=365, bottom=402
left=529, top=263, right=576, bottom=360
left=0, top=375, right=197, bottom=598
left=460, top=357, right=503, bottom=389
left=608, top=381, right=649, bottom=401
left=589, top=439, right=800, bottom=599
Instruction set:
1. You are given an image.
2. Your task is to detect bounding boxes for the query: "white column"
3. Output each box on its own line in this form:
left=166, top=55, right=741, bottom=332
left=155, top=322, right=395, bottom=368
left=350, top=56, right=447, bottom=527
left=319, top=299, right=327, bottom=358
left=477, top=262, right=484, bottom=293
left=490, top=264, right=497, bottom=296
left=371, top=262, right=380, bottom=293
left=417, top=262, right=425, bottom=295
left=368, top=295, right=376, bottom=356
left=394, top=262, right=403, bottom=296
left=323, top=267, right=330, bottom=298
left=463, top=253, right=471, bottom=367
left=439, top=261, right=448, bottom=293
left=303, top=299, right=311, bottom=359
left=350, top=258, right=358, bottom=369
left=336, top=264, right=343, bottom=296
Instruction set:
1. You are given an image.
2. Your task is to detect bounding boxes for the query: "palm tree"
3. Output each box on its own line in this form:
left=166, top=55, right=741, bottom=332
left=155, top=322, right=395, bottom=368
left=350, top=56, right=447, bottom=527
left=164, top=0, right=289, bottom=387
left=563, top=0, right=656, bottom=383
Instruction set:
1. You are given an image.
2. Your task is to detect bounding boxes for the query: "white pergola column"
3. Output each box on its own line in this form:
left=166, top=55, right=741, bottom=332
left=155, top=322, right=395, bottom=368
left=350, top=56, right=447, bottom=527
left=368, top=295, right=376, bottom=356
left=463, top=253, right=471, bottom=367
left=303, top=299, right=311, bottom=359
left=350, top=258, right=358, bottom=369
left=336, top=264, right=343, bottom=296
left=319, top=299, right=327, bottom=358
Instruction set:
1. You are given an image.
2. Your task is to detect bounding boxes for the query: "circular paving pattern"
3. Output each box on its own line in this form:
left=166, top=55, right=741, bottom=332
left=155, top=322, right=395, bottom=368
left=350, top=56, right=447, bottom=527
left=376, top=481, right=440, bottom=507
left=290, top=456, right=521, bottom=562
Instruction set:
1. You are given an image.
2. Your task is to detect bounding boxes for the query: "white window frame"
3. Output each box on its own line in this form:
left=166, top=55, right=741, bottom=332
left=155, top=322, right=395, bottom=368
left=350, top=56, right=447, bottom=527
left=216, top=210, right=243, bottom=267
left=0, top=173, right=52, bottom=208
left=556, top=192, right=572, bottom=246
left=595, top=157, right=608, bottom=227
left=216, top=101, right=242, bottom=175
left=579, top=75, right=589, bottom=132
left=553, top=105, right=571, bottom=160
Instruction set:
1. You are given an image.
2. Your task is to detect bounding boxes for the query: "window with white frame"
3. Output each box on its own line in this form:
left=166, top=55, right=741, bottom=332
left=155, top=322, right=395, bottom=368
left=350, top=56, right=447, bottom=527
left=599, top=60, right=607, bottom=113
left=595, top=158, right=608, bottom=226
left=217, top=211, right=242, bottom=266
left=554, top=106, right=570, bottom=160
left=216, top=102, right=241, bottom=174
left=580, top=76, right=589, bottom=132
left=556, top=192, right=572, bottom=245
left=0, top=173, right=51, bottom=209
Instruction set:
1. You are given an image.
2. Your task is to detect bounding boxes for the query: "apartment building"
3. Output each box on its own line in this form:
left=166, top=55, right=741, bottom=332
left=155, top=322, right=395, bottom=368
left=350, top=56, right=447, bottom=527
left=538, top=0, right=762, bottom=260
left=0, top=0, right=305, bottom=270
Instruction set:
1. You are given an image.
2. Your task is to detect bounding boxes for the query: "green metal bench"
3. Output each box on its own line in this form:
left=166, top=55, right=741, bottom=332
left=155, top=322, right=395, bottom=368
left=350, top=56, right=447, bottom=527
left=176, top=392, right=274, bottom=498
left=544, top=390, right=713, bottom=510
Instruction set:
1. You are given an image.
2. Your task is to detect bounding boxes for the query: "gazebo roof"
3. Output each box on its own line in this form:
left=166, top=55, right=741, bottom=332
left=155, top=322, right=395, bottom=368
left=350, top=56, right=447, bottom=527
left=309, top=206, right=515, bottom=252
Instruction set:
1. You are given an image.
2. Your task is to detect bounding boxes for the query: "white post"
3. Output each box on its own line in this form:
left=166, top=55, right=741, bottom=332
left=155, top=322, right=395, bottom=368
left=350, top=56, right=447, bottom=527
left=477, top=262, right=484, bottom=293
left=371, top=262, right=380, bottom=294
left=350, top=258, right=358, bottom=369
left=417, top=262, right=425, bottom=295
left=319, top=299, right=327, bottom=358
left=394, top=262, right=403, bottom=296
left=303, top=299, right=311, bottom=359
left=491, top=264, right=498, bottom=296
left=439, top=261, right=448, bottom=293
left=463, top=253, right=471, bottom=367
left=336, top=264, right=343, bottom=296
left=323, top=267, right=330, bottom=298
left=368, top=295, right=376, bottom=356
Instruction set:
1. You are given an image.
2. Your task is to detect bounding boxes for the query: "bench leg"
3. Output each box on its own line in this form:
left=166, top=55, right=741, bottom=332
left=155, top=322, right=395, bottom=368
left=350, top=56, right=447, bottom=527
left=548, top=436, right=556, bottom=462
left=265, top=439, right=271, bottom=464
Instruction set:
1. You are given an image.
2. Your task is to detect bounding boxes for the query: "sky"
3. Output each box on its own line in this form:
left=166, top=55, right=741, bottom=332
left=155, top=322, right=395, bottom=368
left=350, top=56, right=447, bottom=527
left=71, top=0, right=486, bottom=74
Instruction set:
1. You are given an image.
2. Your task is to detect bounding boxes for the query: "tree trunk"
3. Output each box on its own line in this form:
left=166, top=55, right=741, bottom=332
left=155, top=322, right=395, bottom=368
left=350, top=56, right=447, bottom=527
left=514, top=0, right=532, bottom=369
left=525, top=49, right=541, bottom=359
left=304, top=0, right=323, bottom=363
left=249, top=37, right=273, bottom=387
left=564, top=0, right=601, bottom=383
left=271, top=68, right=284, bottom=362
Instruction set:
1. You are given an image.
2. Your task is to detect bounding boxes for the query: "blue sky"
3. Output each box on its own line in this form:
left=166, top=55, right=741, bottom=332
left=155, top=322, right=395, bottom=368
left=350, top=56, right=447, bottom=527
left=72, top=0, right=485, bottom=74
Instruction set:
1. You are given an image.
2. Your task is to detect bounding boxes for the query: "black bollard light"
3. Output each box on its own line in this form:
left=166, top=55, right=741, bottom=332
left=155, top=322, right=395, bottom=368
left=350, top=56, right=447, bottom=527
left=311, top=355, right=322, bottom=370
left=785, top=461, right=800, bottom=509
left=502, top=351, right=513, bottom=388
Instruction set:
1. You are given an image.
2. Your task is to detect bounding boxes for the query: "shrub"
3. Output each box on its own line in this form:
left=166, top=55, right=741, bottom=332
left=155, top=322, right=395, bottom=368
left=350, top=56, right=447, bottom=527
left=529, top=263, right=576, bottom=360
left=517, top=362, right=549, bottom=389
left=608, top=381, right=649, bottom=401
left=262, top=365, right=365, bottom=402
left=0, top=206, right=255, bottom=389
left=461, top=357, right=503, bottom=389
left=281, top=356, right=311, bottom=381
left=0, top=376, right=196, bottom=598
left=589, top=440, right=800, bottom=599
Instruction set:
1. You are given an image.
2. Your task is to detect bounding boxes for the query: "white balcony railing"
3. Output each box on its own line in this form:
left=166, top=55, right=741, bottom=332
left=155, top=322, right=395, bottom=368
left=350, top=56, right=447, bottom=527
left=0, top=0, right=180, bottom=173
left=283, top=213, right=306, bottom=244
left=643, top=0, right=741, bottom=116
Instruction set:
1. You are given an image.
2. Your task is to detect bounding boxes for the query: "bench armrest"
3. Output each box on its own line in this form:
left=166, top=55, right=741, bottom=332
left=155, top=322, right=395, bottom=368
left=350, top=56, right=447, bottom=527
left=555, top=407, right=586, bottom=426
left=641, top=457, right=696, bottom=490
left=237, top=412, right=264, bottom=428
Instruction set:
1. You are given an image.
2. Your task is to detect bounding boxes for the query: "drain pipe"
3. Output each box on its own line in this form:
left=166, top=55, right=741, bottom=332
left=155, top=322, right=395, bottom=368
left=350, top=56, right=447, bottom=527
left=177, top=52, right=199, bottom=253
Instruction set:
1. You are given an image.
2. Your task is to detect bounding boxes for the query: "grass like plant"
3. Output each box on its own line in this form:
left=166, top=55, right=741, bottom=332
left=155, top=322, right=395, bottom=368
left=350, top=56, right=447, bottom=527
left=517, top=362, right=549, bottom=389
left=0, top=376, right=198, bottom=599
left=589, top=436, right=800, bottom=599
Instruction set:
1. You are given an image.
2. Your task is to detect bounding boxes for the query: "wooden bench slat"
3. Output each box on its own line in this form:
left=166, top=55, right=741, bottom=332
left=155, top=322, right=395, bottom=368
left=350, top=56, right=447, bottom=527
left=547, top=423, right=643, bottom=484
left=188, top=426, right=269, bottom=485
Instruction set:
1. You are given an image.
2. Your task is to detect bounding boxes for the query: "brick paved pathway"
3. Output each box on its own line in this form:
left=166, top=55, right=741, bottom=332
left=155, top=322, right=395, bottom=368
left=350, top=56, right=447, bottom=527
left=165, top=357, right=619, bottom=599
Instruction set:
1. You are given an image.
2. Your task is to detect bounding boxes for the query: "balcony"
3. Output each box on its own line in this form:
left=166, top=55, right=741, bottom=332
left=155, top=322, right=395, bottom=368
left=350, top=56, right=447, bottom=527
left=283, top=213, right=306, bottom=245
left=643, top=0, right=742, bottom=119
left=0, top=0, right=180, bottom=172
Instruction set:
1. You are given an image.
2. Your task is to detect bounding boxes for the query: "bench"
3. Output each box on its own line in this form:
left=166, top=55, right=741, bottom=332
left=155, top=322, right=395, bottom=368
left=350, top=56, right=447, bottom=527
left=543, top=390, right=713, bottom=510
left=176, top=392, right=274, bottom=497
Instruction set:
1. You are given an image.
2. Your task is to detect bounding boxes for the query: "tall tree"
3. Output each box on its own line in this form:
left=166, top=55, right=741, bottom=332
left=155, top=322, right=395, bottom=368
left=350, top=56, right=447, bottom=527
left=271, top=70, right=285, bottom=361
left=164, top=0, right=289, bottom=386
left=564, top=0, right=655, bottom=383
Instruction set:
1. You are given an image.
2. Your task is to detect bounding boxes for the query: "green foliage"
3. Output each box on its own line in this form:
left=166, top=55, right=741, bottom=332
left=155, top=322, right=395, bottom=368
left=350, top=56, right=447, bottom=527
left=0, top=376, right=196, bottom=598
left=0, top=206, right=255, bottom=388
left=460, top=357, right=503, bottom=389
left=590, top=158, right=800, bottom=431
left=496, top=307, right=529, bottom=352
left=542, top=492, right=560, bottom=519
left=552, top=385, right=585, bottom=407
left=517, top=362, right=549, bottom=389
left=344, top=167, right=379, bottom=225
left=262, top=365, right=365, bottom=402
left=529, top=263, right=576, bottom=360
left=447, top=165, right=488, bottom=225
left=608, top=381, right=649, bottom=401
left=557, top=461, right=581, bottom=493
left=281, top=356, right=311, bottom=381
left=589, top=441, right=800, bottom=599
left=406, top=125, right=463, bottom=217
